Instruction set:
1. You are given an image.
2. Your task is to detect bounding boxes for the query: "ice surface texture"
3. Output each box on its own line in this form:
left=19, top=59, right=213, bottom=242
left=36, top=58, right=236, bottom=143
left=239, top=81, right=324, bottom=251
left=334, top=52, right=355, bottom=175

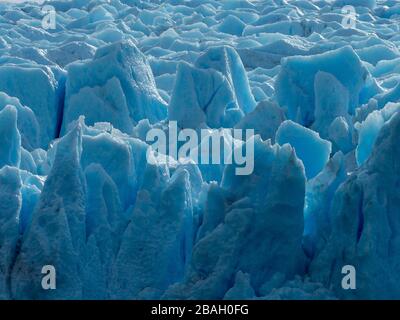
left=0, top=0, right=400, bottom=300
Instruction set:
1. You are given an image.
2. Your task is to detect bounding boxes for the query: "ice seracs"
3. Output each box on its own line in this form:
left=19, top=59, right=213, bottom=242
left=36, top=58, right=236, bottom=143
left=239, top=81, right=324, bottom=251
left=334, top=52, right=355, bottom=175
left=1, top=0, right=400, bottom=300
left=276, top=120, right=332, bottom=179
left=275, top=46, right=368, bottom=126
left=0, top=64, right=64, bottom=148
left=0, top=166, right=22, bottom=300
left=310, top=111, right=400, bottom=299
left=63, top=40, right=167, bottom=134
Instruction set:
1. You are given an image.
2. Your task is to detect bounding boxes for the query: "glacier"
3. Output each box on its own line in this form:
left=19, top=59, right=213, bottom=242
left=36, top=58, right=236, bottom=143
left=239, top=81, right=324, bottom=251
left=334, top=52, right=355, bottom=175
left=0, top=0, right=400, bottom=300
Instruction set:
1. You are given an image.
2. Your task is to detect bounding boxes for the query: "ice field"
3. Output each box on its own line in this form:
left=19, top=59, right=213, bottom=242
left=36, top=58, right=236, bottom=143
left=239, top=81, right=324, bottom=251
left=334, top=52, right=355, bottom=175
left=0, top=0, right=400, bottom=299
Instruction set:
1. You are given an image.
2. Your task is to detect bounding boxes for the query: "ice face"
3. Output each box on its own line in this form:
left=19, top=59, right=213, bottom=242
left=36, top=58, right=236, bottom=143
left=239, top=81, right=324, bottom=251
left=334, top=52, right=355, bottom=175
left=11, top=123, right=86, bottom=299
left=111, top=165, right=193, bottom=299
left=0, top=92, right=40, bottom=151
left=0, top=166, right=21, bottom=300
left=195, top=46, right=257, bottom=114
left=62, top=39, right=167, bottom=135
left=355, top=102, right=400, bottom=166
left=235, top=100, right=286, bottom=142
left=0, top=105, right=21, bottom=168
left=275, top=46, right=369, bottom=126
left=168, top=61, right=242, bottom=129
left=0, top=0, right=400, bottom=300
left=310, top=111, right=400, bottom=299
left=276, top=120, right=332, bottom=180
left=0, top=65, right=65, bottom=149
left=165, top=138, right=306, bottom=299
